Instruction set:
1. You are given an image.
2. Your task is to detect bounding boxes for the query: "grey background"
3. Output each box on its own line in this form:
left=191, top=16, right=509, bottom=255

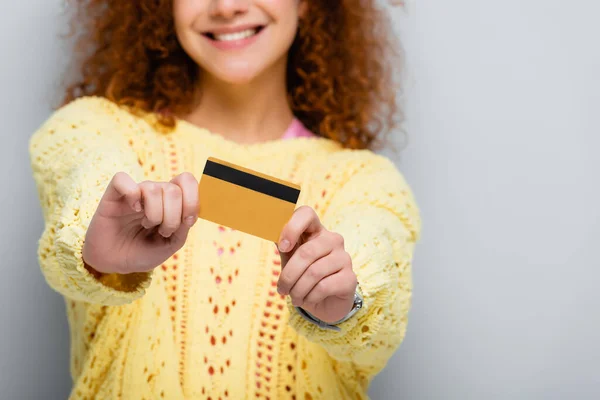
left=1, top=0, right=599, bottom=399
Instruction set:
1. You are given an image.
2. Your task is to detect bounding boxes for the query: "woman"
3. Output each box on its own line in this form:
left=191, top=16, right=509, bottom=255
left=29, top=0, right=420, bottom=398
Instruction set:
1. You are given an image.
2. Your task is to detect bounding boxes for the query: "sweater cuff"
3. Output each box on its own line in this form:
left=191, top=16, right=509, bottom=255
left=54, top=223, right=152, bottom=305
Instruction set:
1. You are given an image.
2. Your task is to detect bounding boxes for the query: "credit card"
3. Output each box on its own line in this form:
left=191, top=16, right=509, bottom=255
left=198, top=157, right=301, bottom=242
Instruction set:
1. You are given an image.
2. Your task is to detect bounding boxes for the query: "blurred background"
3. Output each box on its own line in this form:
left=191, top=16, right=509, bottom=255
left=1, top=0, right=598, bottom=398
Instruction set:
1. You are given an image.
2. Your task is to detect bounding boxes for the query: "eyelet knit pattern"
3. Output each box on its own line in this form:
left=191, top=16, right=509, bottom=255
left=29, top=97, right=421, bottom=399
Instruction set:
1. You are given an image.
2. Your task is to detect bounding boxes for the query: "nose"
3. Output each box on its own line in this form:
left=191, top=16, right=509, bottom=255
left=209, top=0, right=249, bottom=19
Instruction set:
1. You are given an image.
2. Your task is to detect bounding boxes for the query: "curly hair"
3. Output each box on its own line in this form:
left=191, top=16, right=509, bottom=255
left=63, top=0, right=404, bottom=150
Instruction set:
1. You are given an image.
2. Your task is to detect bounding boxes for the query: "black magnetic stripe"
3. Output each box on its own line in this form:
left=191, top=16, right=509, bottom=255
left=203, top=160, right=300, bottom=204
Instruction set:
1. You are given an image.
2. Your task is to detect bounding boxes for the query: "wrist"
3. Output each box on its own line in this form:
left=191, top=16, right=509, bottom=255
left=82, top=243, right=110, bottom=277
left=310, top=296, right=355, bottom=324
left=297, top=286, right=364, bottom=331
left=82, top=240, right=119, bottom=275
left=83, top=260, right=104, bottom=279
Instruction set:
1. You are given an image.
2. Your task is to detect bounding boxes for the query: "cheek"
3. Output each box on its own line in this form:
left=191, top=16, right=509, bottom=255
left=262, top=0, right=301, bottom=7
left=172, top=0, right=200, bottom=31
left=172, top=0, right=205, bottom=56
left=262, top=0, right=301, bottom=23
left=269, top=1, right=301, bottom=46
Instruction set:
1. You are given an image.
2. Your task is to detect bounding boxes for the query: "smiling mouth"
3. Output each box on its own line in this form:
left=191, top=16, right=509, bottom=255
left=204, top=26, right=265, bottom=42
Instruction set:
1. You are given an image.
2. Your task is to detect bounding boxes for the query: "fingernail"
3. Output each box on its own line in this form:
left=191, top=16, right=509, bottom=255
left=133, top=201, right=142, bottom=212
left=278, top=239, right=290, bottom=253
left=185, top=216, right=196, bottom=227
left=278, top=284, right=288, bottom=296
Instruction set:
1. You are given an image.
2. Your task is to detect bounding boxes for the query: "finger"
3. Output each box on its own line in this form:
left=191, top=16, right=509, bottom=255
left=288, top=251, right=348, bottom=307
left=303, top=268, right=357, bottom=307
left=277, top=234, right=338, bottom=295
left=278, top=206, right=323, bottom=253
left=158, top=183, right=183, bottom=238
left=171, top=172, right=199, bottom=227
left=139, top=181, right=163, bottom=229
left=104, top=172, right=141, bottom=212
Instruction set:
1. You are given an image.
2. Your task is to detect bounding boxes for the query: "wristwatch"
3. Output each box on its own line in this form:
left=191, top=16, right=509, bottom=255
left=295, top=286, right=364, bottom=332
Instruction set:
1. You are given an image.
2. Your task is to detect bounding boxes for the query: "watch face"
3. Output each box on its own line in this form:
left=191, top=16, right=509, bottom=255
left=356, top=298, right=363, bottom=308
left=350, top=294, right=362, bottom=312
left=354, top=291, right=363, bottom=308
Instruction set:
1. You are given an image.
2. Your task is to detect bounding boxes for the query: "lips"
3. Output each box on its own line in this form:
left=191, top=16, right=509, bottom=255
left=204, top=26, right=265, bottom=42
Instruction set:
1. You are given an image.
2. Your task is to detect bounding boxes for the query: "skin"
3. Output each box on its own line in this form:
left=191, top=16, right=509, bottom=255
left=82, top=0, right=356, bottom=324
left=175, top=0, right=302, bottom=144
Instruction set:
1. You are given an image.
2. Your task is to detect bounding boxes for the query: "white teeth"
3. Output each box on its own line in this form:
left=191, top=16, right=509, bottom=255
left=214, top=28, right=257, bottom=42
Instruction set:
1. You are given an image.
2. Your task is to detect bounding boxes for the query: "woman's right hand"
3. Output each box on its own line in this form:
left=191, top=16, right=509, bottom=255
left=82, top=172, right=199, bottom=275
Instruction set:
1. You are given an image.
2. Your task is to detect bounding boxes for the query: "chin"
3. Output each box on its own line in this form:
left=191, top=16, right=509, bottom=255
left=215, top=69, right=260, bottom=85
left=207, top=61, right=269, bottom=85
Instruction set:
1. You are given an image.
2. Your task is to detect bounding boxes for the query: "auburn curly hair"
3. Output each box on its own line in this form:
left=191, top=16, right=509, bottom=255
left=63, top=0, right=404, bottom=150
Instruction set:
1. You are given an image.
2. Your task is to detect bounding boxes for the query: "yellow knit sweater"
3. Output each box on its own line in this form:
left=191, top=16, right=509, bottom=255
left=29, top=97, right=420, bottom=400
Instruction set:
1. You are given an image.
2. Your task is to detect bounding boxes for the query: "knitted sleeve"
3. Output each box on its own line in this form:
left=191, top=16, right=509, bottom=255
left=287, top=153, right=421, bottom=373
left=29, top=97, right=152, bottom=305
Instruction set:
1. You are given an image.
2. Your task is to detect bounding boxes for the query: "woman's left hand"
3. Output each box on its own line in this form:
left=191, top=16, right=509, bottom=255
left=277, top=206, right=357, bottom=324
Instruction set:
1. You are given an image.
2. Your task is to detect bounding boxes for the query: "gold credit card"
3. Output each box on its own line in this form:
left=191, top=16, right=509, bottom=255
left=198, top=157, right=301, bottom=242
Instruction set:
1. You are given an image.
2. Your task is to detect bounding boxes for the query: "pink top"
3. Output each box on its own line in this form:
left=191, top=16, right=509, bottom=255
left=281, top=118, right=315, bottom=140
